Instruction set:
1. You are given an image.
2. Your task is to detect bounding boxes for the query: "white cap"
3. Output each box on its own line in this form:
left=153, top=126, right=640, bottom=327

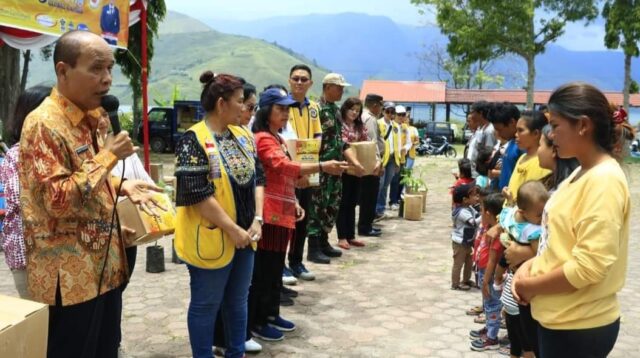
left=322, top=73, right=351, bottom=87
left=395, top=105, right=407, bottom=114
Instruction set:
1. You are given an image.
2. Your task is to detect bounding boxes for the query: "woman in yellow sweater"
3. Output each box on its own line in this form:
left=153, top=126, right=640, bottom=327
left=512, top=82, right=633, bottom=358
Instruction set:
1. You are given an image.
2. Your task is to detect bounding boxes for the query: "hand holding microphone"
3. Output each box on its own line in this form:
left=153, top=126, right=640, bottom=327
left=101, top=95, right=138, bottom=160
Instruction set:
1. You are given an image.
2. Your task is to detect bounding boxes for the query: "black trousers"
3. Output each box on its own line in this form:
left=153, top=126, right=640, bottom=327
left=538, top=318, right=620, bottom=358
left=337, top=173, right=360, bottom=239
left=357, top=175, right=380, bottom=233
left=288, top=187, right=312, bottom=266
left=518, top=304, right=539, bottom=357
left=48, top=284, right=123, bottom=358
left=248, top=249, right=286, bottom=328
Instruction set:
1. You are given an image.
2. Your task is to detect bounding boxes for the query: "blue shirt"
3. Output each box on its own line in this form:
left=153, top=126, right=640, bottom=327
left=498, top=140, right=523, bottom=189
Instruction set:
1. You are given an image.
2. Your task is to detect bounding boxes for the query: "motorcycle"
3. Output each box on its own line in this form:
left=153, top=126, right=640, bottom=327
left=417, top=136, right=457, bottom=158
left=631, top=138, right=640, bottom=158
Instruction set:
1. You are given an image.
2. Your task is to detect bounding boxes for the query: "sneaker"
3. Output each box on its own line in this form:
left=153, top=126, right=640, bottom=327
left=290, top=263, right=315, bottom=281
left=469, top=327, right=487, bottom=340
left=282, top=267, right=298, bottom=286
left=390, top=204, right=399, bottom=210
left=498, top=344, right=511, bottom=356
left=251, top=325, right=284, bottom=341
left=267, top=316, right=296, bottom=332
left=213, top=347, right=225, bottom=357
left=281, top=286, right=298, bottom=298
left=245, top=338, right=262, bottom=353
left=470, top=337, right=500, bottom=351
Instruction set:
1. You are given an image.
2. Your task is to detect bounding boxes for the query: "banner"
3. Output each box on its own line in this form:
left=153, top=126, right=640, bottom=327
left=0, top=0, right=130, bottom=48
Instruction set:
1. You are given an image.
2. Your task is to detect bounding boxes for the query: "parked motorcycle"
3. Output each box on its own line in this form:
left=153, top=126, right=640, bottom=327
left=417, top=136, right=457, bottom=158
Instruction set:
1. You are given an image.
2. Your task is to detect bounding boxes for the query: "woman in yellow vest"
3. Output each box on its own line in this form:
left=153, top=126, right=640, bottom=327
left=174, top=71, right=265, bottom=358
left=512, top=83, right=632, bottom=358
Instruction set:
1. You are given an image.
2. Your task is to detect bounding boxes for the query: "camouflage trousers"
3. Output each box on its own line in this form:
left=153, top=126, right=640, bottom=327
left=307, top=172, right=343, bottom=238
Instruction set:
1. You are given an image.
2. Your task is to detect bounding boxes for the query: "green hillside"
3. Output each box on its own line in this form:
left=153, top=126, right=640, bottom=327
left=25, top=11, right=357, bottom=106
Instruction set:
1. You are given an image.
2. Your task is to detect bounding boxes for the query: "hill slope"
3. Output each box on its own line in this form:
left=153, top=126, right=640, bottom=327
left=25, top=11, right=345, bottom=105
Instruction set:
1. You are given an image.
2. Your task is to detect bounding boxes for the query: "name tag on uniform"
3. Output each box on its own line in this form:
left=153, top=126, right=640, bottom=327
left=75, top=144, right=89, bottom=155
left=205, top=140, right=221, bottom=179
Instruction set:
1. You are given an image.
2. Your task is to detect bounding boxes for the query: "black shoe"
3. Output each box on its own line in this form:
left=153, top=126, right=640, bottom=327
left=280, top=292, right=294, bottom=306
left=322, top=245, right=342, bottom=258
left=358, top=228, right=382, bottom=237
left=307, top=250, right=331, bottom=264
left=281, top=286, right=298, bottom=298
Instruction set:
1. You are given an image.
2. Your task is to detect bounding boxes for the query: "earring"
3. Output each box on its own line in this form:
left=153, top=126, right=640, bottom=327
left=579, top=130, right=585, bottom=136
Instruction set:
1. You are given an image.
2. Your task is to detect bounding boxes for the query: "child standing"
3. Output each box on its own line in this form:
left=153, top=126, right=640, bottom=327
left=498, top=181, right=549, bottom=358
left=451, top=184, right=479, bottom=291
left=470, top=193, right=506, bottom=351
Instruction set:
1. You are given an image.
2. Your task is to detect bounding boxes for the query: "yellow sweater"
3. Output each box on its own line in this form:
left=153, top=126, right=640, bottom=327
left=530, top=158, right=630, bottom=330
left=507, top=154, right=551, bottom=201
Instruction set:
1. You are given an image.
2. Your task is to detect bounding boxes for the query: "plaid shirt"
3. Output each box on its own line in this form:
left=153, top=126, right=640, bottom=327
left=19, top=88, right=127, bottom=306
left=0, top=145, right=26, bottom=270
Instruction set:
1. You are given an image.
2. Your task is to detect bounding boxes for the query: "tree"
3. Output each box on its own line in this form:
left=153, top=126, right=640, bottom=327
left=411, top=0, right=599, bottom=108
left=115, top=0, right=167, bottom=139
left=603, top=0, right=640, bottom=112
left=0, top=46, right=21, bottom=132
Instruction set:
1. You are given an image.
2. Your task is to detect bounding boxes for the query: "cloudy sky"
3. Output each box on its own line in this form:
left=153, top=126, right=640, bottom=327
left=163, top=0, right=609, bottom=52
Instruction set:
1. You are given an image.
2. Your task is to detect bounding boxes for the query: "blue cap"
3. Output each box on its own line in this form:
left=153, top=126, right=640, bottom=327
left=259, top=88, right=296, bottom=108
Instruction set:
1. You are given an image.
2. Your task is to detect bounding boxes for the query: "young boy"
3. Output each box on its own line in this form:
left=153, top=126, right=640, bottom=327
left=470, top=193, right=506, bottom=351
left=498, top=181, right=549, bottom=358
left=451, top=184, right=479, bottom=291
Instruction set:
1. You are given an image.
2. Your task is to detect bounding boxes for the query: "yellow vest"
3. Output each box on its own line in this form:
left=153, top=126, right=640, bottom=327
left=408, top=125, right=419, bottom=159
left=288, top=100, right=322, bottom=139
left=174, top=121, right=256, bottom=269
left=378, top=118, right=401, bottom=166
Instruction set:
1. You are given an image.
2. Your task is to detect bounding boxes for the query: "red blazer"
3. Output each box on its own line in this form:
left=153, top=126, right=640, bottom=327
left=255, top=132, right=301, bottom=229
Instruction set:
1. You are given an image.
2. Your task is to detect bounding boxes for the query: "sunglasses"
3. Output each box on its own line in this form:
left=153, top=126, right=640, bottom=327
left=290, top=76, right=310, bottom=84
left=397, top=113, right=407, bottom=117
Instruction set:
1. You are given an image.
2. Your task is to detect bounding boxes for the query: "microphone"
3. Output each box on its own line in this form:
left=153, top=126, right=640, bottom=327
left=101, top=95, right=121, bottom=135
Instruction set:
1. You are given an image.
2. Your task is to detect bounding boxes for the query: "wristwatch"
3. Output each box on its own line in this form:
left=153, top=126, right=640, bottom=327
left=254, top=216, right=264, bottom=226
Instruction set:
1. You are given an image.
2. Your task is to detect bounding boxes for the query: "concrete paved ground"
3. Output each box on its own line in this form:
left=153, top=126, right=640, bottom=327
left=1, top=156, right=639, bottom=357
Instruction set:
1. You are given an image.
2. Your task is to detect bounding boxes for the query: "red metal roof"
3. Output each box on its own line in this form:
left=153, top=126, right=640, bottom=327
left=359, top=80, right=640, bottom=106
left=359, top=80, right=447, bottom=103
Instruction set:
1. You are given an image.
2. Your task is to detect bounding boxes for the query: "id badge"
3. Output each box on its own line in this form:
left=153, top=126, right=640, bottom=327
left=205, top=140, right=222, bottom=180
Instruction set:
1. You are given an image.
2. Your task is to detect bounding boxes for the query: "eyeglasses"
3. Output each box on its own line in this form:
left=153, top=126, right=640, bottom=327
left=290, top=76, right=310, bottom=83
left=385, top=110, right=396, bottom=115
left=397, top=113, right=407, bottom=117
left=243, top=103, right=257, bottom=112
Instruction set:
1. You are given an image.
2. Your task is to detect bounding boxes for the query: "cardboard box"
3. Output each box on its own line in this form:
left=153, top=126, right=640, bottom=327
left=346, top=141, right=377, bottom=176
left=286, top=139, right=321, bottom=186
left=117, top=192, right=176, bottom=247
left=0, top=295, right=48, bottom=358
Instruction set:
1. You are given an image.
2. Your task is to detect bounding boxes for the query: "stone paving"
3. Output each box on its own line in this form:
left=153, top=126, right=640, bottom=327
left=1, top=156, right=639, bottom=357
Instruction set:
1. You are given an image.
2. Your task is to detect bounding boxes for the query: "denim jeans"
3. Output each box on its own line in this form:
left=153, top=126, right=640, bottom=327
left=376, top=159, right=397, bottom=215
left=477, top=269, right=502, bottom=340
left=187, top=248, right=255, bottom=358
left=405, top=157, right=415, bottom=170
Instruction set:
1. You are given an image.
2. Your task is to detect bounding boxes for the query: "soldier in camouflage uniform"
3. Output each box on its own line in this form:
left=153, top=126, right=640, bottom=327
left=307, top=73, right=365, bottom=264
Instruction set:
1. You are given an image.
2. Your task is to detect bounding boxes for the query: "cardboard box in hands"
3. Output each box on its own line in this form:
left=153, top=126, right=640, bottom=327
left=117, top=192, right=176, bottom=247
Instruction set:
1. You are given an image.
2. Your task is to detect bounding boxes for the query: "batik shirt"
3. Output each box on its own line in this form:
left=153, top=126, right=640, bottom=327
left=0, top=145, right=26, bottom=270
left=19, top=88, right=127, bottom=306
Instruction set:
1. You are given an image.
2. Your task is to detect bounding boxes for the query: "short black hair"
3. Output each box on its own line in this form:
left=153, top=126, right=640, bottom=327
left=482, top=192, right=504, bottom=216
left=487, top=102, right=520, bottom=126
left=475, top=148, right=493, bottom=176
left=53, top=30, right=92, bottom=69
left=251, top=103, right=274, bottom=134
left=289, top=64, right=312, bottom=79
left=264, top=84, right=288, bottom=93
left=243, top=82, right=256, bottom=101
left=458, top=158, right=473, bottom=179
left=470, top=100, right=491, bottom=118
left=453, top=184, right=474, bottom=204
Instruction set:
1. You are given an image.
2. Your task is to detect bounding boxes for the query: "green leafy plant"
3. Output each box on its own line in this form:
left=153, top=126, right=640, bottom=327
left=401, top=165, right=428, bottom=193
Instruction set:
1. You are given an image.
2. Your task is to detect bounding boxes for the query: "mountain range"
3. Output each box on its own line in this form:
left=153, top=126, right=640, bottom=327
left=206, top=12, right=639, bottom=92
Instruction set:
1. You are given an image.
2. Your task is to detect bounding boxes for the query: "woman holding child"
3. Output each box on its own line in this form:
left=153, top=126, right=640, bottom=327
left=513, top=82, right=633, bottom=358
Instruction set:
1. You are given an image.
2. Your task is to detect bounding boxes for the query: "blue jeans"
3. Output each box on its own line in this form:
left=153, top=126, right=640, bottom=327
left=478, top=269, right=502, bottom=340
left=187, top=248, right=255, bottom=358
left=376, top=159, right=397, bottom=215
left=405, top=157, right=415, bottom=170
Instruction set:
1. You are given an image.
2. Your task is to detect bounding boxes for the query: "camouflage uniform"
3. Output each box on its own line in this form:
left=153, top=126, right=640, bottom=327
left=307, top=99, right=345, bottom=239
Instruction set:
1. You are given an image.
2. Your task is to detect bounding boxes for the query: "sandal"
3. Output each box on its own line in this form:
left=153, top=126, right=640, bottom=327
left=337, top=240, right=350, bottom=250
left=474, top=313, right=486, bottom=324
left=451, top=284, right=471, bottom=291
left=348, top=239, right=365, bottom=247
left=466, top=306, right=484, bottom=315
